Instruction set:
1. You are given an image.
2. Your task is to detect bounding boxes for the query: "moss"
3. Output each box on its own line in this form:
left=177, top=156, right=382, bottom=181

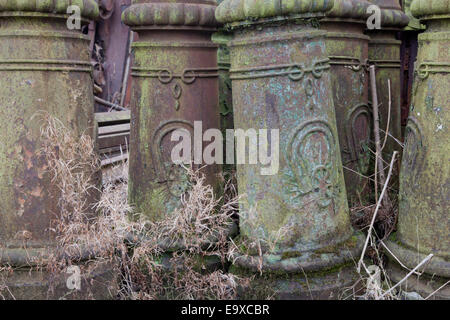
left=229, top=260, right=356, bottom=299
left=0, top=0, right=100, bottom=20
left=0, top=13, right=97, bottom=247
left=281, top=250, right=303, bottom=259
left=387, top=232, right=404, bottom=246
left=216, top=0, right=332, bottom=25
left=314, top=234, right=359, bottom=254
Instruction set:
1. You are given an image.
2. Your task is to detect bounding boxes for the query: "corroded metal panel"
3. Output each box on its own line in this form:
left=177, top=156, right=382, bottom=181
left=386, top=0, right=450, bottom=299
left=322, top=0, right=372, bottom=205
left=123, top=0, right=221, bottom=220
left=216, top=0, right=363, bottom=299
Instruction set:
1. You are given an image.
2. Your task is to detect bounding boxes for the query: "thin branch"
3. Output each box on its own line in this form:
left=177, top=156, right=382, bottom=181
left=381, top=79, right=392, bottom=152
left=369, top=65, right=392, bottom=208
left=425, top=280, right=450, bottom=300
left=379, top=240, right=421, bottom=276
left=357, top=151, right=398, bottom=273
left=369, top=66, right=381, bottom=201
left=344, top=165, right=398, bottom=193
left=379, top=128, right=404, bottom=149
left=381, top=253, right=434, bottom=298
left=94, top=96, right=127, bottom=111
left=120, top=31, right=134, bottom=107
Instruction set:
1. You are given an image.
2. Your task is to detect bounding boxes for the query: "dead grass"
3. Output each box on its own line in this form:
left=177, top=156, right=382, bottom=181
left=119, top=166, right=241, bottom=300
left=0, top=266, right=14, bottom=300
left=1, top=113, right=401, bottom=301
left=2, top=111, right=446, bottom=300
left=0, top=113, right=243, bottom=300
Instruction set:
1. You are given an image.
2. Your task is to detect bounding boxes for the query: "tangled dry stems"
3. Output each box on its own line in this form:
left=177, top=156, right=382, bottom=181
left=26, top=113, right=241, bottom=300
left=122, top=167, right=241, bottom=300
left=1, top=113, right=441, bottom=300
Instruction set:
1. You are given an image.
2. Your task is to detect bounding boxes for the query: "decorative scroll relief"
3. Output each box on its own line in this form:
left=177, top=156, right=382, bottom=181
left=230, top=59, right=330, bottom=80
left=283, top=120, right=338, bottom=209
left=417, top=62, right=450, bottom=80
left=151, top=120, right=194, bottom=198
left=230, top=59, right=330, bottom=111
left=329, top=56, right=367, bottom=72
left=343, top=104, right=372, bottom=172
left=402, top=116, right=425, bottom=177
left=131, top=67, right=218, bottom=111
left=329, top=55, right=368, bottom=84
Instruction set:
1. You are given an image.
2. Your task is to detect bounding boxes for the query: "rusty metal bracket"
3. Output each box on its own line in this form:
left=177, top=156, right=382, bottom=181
left=99, top=0, right=115, bottom=20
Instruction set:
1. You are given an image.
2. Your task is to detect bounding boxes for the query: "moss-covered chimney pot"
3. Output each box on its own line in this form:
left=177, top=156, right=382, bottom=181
left=411, top=0, right=450, bottom=20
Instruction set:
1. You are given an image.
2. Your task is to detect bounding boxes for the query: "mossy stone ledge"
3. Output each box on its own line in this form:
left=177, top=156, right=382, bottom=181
left=367, top=0, right=409, bottom=28
left=122, top=0, right=217, bottom=28
left=326, top=0, right=371, bottom=19
left=0, top=0, right=99, bottom=20
left=215, top=0, right=335, bottom=25
left=411, top=0, right=450, bottom=19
